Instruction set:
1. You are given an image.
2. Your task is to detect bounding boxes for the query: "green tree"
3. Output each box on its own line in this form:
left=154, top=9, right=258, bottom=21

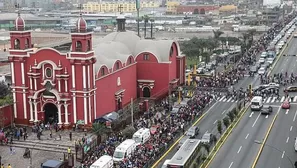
left=227, top=111, right=235, bottom=122
left=92, top=123, right=108, bottom=136
left=202, top=143, right=210, bottom=154
left=223, top=117, right=230, bottom=128
left=217, top=120, right=222, bottom=135
left=213, top=30, right=224, bottom=51
left=142, top=15, right=150, bottom=38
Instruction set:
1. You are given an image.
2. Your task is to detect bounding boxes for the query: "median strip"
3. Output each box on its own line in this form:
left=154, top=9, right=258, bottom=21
left=200, top=103, right=250, bottom=168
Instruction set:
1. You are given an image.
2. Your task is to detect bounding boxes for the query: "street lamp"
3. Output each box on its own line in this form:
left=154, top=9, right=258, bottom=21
left=254, top=140, right=294, bottom=168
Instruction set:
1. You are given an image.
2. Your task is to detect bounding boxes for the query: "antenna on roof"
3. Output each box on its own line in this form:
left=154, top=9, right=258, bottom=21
left=77, top=3, right=83, bottom=16
left=15, top=3, right=21, bottom=16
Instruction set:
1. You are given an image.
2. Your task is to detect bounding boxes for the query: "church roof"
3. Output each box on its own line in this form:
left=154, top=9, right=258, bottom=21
left=93, top=31, right=177, bottom=74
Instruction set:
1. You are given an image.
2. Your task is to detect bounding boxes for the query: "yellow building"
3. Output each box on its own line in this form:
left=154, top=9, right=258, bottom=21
left=166, top=1, right=180, bottom=14
left=83, top=1, right=160, bottom=13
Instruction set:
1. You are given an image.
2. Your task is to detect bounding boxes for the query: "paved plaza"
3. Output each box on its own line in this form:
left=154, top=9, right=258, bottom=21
left=0, top=128, right=90, bottom=168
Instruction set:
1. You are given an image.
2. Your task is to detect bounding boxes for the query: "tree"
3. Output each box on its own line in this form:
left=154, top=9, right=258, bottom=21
left=213, top=30, right=224, bottom=51
left=227, top=111, right=235, bottom=122
left=217, top=120, right=222, bottom=135
left=0, top=81, right=9, bottom=99
left=223, top=117, right=230, bottom=128
left=92, top=123, right=108, bottom=136
left=201, top=143, right=210, bottom=154
left=142, top=15, right=150, bottom=38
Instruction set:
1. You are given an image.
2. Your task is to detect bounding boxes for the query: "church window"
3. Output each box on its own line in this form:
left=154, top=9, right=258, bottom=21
left=116, top=62, right=120, bottom=70
left=25, top=38, right=30, bottom=49
left=101, top=68, right=105, bottom=76
left=45, top=67, right=52, bottom=78
left=87, top=40, right=91, bottom=51
left=128, top=57, right=132, bottom=64
left=14, top=39, right=20, bottom=49
left=76, top=41, right=82, bottom=52
left=144, top=54, right=149, bottom=60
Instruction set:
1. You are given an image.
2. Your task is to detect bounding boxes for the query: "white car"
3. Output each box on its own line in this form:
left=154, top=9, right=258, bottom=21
left=267, top=83, right=280, bottom=88
left=259, top=58, right=265, bottom=64
left=201, top=132, right=212, bottom=143
left=258, top=67, right=266, bottom=75
left=266, top=58, right=274, bottom=65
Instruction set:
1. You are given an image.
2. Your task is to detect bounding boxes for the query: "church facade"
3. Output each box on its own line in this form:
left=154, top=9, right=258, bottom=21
left=9, top=14, right=186, bottom=126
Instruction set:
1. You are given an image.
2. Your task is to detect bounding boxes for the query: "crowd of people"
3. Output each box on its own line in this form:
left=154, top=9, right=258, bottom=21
left=80, top=92, right=213, bottom=168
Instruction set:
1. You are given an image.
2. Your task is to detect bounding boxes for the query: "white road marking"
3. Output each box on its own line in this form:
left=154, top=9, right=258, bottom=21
left=245, top=133, right=249, bottom=139
left=294, top=96, right=297, bottom=102
left=294, top=110, right=297, bottom=122
left=286, top=109, right=289, bottom=114
left=222, top=97, right=227, bottom=102
left=249, top=112, right=254, bottom=118
left=205, top=102, right=219, bottom=114
left=271, top=97, right=276, bottom=103
left=252, top=113, right=261, bottom=127
left=286, top=137, right=289, bottom=143
left=265, top=115, right=269, bottom=119
left=213, top=120, right=217, bottom=124
left=219, top=96, right=225, bottom=101
left=281, top=96, right=285, bottom=102
left=237, top=146, right=242, bottom=153
left=282, top=151, right=285, bottom=158
left=290, top=126, right=293, bottom=131
left=229, top=162, right=233, bottom=168
left=266, top=97, right=272, bottom=103
left=222, top=110, right=226, bottom=114
left=227, top=97, right=232, bottom=102
left=231, top=99, right=235, bottom=102
left=263, top=98, right=267, bottom=102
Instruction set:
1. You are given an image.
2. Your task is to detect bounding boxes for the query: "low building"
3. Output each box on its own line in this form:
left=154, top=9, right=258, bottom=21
left=9, top=13, right=185, bottom=126
left=166, top=1, right=180, bottom=14
left=176, top=5, right=219, bottom=14
left=83, top=1, right=160, bottom=13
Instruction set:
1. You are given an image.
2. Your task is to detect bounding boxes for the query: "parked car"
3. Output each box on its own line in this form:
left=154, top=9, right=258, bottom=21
left=258, top=67, right=266, bottom=75
left=284, top=86, right=297, bottom=92
left=201, top=132, right=213, bottom=144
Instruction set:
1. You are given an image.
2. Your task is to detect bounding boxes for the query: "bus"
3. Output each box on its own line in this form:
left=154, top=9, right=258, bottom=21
left=167, top=139, right=201, bottom=168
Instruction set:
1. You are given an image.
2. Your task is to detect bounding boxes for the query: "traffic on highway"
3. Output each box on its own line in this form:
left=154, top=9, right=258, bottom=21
left=152, top=9, right=297, bottom=168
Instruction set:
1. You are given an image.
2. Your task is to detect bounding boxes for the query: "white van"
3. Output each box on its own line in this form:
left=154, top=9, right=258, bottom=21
left=90, top=155, right=113, bottom=168
left=251, top=96, right=263, bottom=111
left=113, top=139, right=136, bottom=162
left=161, top=159, right=170, bottom=168
left=132, top=128, right=151, bottom=146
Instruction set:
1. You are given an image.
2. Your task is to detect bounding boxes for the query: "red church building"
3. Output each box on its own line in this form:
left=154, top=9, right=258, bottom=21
left=8, top=13, right=185, bottom=126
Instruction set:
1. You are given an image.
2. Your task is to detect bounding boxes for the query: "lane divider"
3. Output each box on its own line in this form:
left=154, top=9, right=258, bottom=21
left=151, top=102, right=218, bottom=168
left=201, top=103, right=250, bottom=168
left=250, top=110, right=279, bottom=168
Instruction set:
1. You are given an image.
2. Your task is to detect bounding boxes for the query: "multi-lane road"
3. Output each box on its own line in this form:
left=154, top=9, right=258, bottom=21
left=208, top=36, right=297, bottom=168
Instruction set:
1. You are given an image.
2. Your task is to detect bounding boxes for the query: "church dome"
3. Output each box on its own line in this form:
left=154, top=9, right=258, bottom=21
left=15, top=13, right=25, bottom=31
left=76, top=14, right=87, bottom=32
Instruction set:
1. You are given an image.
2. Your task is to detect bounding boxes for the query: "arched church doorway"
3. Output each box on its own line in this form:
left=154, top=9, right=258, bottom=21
left=143, top=87, right=151, bottom=98
left=200, top=8, right=205, bottom=14
left=44, top=103, right=58, bottom=124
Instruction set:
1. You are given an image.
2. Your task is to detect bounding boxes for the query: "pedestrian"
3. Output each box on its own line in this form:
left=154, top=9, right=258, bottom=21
left=1, top=164, right=4, bottom=168
left=59, top=134, right=61, bottom=140
left=9, top=146, right=12, bottom=155
left=0, top=155, right=1, bottom=166
left=67, top=147, right=71, bottom=154
left=7, top=164, right=11, bottom=168
left=69, top=132, right=72, bottom=141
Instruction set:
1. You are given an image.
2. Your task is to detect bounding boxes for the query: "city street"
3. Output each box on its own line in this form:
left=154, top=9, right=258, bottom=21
left=207, top=30, right=297, bottom=168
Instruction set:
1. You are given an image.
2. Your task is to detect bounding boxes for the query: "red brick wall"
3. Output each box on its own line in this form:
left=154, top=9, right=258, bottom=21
left=0, top=104, right=13, bottom=127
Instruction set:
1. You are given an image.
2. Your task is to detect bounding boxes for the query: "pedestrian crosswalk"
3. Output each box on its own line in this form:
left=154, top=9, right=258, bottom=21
left=215, top=95, right=297, bottom=104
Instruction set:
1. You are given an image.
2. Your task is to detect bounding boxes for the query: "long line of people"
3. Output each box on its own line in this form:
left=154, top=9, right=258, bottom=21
left=81, top=93, right=212, bottom=168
